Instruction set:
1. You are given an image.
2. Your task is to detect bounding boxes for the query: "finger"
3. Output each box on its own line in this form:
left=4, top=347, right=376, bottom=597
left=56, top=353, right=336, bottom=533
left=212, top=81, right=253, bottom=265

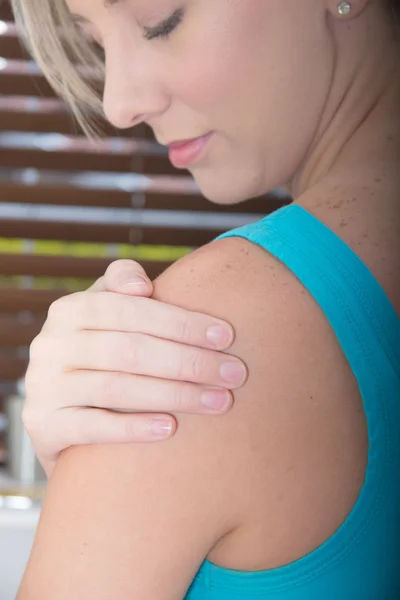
left=53, top=408, right=177, bottom=448
left=74, top=292, right=236, bottom=351
left=90, top=259, right=153, bottom=295
left=87, top=274, right=106, bottom=292
left=66, top=330, right=248, bottom=389
left=65, top=370, right=234, bottom=414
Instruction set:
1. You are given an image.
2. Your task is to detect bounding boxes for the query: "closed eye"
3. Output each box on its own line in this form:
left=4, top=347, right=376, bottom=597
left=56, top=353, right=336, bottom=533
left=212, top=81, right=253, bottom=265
left=143, top=8, right=184, bottom=41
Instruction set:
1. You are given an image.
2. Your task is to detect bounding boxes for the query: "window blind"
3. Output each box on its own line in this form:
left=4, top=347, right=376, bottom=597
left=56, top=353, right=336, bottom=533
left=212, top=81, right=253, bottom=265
left=0, top=0, right=291, bottom=463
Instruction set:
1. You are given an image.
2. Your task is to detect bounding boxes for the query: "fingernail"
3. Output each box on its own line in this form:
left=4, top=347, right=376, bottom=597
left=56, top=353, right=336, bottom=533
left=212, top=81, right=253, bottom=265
left=120, top=276, right=148, bottom=287
left=150, top=419, right=173, bottom=437
left=206, top=325, right=234, bottom=347
left=220, top=362, right=247, bottom=384
left=201, top=391, right=231, bottom=411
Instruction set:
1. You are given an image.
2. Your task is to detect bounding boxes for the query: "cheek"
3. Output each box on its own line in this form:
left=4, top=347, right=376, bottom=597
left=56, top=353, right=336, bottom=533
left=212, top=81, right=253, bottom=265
left=169, top=1, right=258, bottom=113
left=173, top=0, right=334, bottom=199
left=171, top=48, right=237, bottom=114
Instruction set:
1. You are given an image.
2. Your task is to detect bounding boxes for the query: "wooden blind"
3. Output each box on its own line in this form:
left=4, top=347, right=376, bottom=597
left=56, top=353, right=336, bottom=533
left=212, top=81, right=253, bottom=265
left=0, top=1, right=291, bottom=461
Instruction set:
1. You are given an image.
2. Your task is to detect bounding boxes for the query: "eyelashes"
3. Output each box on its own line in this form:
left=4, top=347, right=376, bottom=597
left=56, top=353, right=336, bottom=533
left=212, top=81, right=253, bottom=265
left=74, top=6, right=184, bottom=59
left=143, top=8, right=184, bottom=41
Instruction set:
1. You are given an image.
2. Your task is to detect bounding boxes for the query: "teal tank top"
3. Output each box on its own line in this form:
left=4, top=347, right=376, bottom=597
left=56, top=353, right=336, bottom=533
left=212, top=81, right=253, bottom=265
left=184, top=204, right=400, bottom=600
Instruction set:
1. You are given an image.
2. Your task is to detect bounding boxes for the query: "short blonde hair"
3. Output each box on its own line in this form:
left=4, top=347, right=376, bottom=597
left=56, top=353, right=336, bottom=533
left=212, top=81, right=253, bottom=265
left=11, top=0, right=106, bottom=140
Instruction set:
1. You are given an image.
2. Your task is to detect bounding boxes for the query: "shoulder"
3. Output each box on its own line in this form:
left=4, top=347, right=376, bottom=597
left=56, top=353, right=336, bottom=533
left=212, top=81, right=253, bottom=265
left=153, top=233, right=306, bottom=333
left=24, top=228, right=368, bottom=599
left=153, top=232, right=331, bottom=372
left=153, top=232, right=369, bottom=570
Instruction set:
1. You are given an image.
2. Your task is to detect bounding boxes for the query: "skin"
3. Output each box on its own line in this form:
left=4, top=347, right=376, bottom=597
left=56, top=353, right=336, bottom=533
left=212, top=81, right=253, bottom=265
left=71, top=0, right=400, bottom=204
left=73, top=0, right=400, bottom=295
left=16, top=1, right=400, bottom=598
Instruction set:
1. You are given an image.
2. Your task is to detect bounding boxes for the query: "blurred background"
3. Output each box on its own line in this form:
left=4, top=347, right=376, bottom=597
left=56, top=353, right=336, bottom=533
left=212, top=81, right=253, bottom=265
left=0, top=1, right=292, bottom=597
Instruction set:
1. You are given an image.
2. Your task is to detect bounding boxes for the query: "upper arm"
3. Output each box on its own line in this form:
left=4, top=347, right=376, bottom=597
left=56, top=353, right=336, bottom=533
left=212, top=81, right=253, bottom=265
left=17, top=237, right=273, bottom=600
left=17, top=235, right=365, bottom=599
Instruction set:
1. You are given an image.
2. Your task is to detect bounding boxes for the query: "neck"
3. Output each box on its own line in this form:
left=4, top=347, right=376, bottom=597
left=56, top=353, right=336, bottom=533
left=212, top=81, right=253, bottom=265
left=287, top=31, right=400, bottom=203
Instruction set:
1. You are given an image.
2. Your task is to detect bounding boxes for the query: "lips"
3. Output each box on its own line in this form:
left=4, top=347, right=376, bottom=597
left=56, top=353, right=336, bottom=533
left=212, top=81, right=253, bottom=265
left=167, top=132, right=214, bottom=168
left=167, top=138, right=199, bottom=148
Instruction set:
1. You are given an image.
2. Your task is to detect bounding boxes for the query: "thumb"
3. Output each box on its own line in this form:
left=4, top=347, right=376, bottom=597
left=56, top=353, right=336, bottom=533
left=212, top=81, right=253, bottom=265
left=90, top=259, right=153, bottom=296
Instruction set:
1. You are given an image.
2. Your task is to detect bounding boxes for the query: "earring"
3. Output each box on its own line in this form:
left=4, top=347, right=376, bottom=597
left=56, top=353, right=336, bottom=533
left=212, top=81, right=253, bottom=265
left=337, top=1, right=352, bottom=15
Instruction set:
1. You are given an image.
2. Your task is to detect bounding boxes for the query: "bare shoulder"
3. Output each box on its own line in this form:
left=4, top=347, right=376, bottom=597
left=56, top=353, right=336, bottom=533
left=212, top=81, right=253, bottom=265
left=154, top=233, right=369, bottom=571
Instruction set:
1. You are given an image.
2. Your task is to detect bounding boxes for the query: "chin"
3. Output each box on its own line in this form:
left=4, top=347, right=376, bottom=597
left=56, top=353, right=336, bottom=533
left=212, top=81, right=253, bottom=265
left=193, top=169, right=267, bottom=206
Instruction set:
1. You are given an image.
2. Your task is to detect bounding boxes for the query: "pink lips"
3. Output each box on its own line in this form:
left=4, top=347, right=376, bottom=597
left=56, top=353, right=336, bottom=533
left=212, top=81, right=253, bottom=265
left=168, top=132, right=214, bottom=168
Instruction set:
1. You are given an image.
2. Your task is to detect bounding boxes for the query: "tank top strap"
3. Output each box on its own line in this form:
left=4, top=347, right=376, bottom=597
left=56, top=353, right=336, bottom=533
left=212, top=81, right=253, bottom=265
left=184, top=203, right=400, bottom=599
left=214, top=203, right=400, bottom=380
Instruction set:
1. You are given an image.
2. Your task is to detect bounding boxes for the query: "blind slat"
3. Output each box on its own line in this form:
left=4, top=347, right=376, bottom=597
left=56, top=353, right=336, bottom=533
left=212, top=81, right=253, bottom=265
left=0, top=3, right=14, bottom=19
left=0, top=253, right=171, bottom=279
left=0, top=355, right=27, bottom=382
left=0, top=218, right=220, bottom=246
left=0, top=288, right=67, bottom=312
left=0, top=316, right=43, bottom=347
left=0, top=25, right=30, bottom=60
left=0, top=145, right=178, bottom=175
left=0, top=107, right=150, bottom=138
left=1, top=69, right=63, bottom=98
left=0, top=181, right=284, bottom=213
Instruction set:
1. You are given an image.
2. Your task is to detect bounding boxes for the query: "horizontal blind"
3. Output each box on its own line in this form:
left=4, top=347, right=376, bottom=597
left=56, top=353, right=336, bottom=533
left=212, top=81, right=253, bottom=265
left=0, top=2, right=292, bottom=458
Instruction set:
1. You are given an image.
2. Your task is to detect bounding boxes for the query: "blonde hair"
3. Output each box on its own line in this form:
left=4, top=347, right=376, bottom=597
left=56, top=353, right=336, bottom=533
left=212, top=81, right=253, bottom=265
left=11, top=0, right=106, bottom=140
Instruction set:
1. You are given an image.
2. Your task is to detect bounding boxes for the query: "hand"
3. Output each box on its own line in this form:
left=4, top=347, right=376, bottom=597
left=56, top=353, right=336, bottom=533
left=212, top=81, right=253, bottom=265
left=23, top=260, right=247, bottom=479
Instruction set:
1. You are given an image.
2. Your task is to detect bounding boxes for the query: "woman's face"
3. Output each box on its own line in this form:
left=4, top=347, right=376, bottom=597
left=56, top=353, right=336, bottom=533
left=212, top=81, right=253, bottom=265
left=67, top=0, right=342, bottom=204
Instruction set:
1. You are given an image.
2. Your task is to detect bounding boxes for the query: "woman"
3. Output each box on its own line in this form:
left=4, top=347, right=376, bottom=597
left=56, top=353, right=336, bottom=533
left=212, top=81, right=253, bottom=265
left=13, top=0, right=400, bottom=598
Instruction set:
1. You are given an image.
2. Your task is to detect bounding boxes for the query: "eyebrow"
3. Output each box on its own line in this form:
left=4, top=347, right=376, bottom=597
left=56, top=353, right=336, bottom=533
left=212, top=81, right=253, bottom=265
left=71, top=0, right=125, bottom=23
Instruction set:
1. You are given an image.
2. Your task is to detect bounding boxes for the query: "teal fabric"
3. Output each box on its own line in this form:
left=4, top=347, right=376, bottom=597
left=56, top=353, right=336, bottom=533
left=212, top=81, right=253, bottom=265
left=184, top=204, right=400, bottom=599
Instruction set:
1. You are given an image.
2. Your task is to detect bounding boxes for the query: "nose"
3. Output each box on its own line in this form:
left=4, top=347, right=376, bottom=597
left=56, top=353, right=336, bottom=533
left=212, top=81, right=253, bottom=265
left=102, top=44, right=169, bottom=130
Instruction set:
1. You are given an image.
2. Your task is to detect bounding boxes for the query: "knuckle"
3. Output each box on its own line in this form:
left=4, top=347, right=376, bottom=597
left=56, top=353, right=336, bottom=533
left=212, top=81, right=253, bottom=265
left=123, top=416, right=141, bottom=440
left=87, top=274, right=106, bottom=293
left=24, top=363, right=39, bottom=393
left=103, top=261, right=119, bottom=286
left=99, top=373, right=121, bottom=404
left=180, top=348, right=205, bottom=381
left=47, top=295, right=68, bottom=319
left=171, top=383, right=186, bottom=411
left=47, top=298, right=61, bottom=319
left=76, top=291, right=96, bottom=326
left=123, top=335, right=140, bottom=371
left=176, top=317, right=192, bottom=343
left=28, top=333, right=50, bottom=364
left=28, top=333, right=42, bottom=358
left=114, top=294, right=137, bottom=330
left=173, top=384, right=196, bottom=412
left=173, top=353, right=187, bottom=381
left=47, top=292, right=82, bottom=327
left=21, top=405, right=41, bottom=434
